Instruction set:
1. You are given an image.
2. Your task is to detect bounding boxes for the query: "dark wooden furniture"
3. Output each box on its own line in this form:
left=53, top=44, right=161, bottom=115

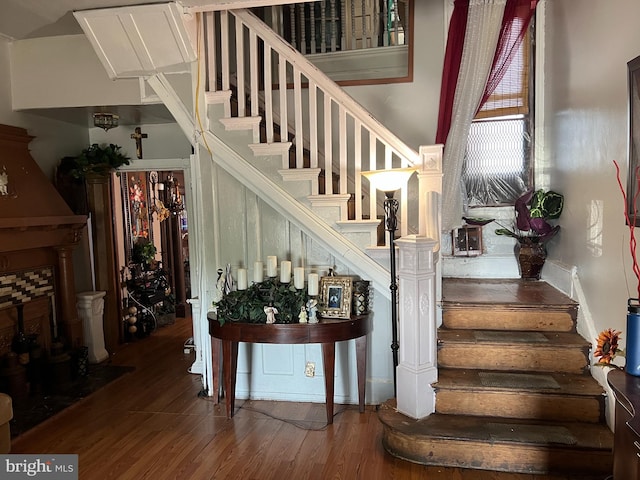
left=608, top=369, right=640, bottom=479
left=208, top=314, right=371, bottom=424
left=0, top=124, right=86, bottom=348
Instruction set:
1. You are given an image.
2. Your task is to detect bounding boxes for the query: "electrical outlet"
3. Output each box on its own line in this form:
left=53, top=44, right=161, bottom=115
left=304, top=361, right=315, bottom=377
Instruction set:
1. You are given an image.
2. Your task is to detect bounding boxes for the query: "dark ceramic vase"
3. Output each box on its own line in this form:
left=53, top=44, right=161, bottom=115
left=516, top=240, right=546, bottom=280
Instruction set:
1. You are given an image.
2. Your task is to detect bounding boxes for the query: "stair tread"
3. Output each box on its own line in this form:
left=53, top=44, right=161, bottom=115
left=435, top=368, right=605, bottom=396
left=438, top=328, right=589, bottom=347
left=379, top=402, right=613, bottom=451
left=442, top=278, right=577, bottom=308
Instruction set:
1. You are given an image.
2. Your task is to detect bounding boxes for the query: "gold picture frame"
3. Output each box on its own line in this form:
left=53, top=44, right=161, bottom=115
left=319, top=276, right=352, bottom=319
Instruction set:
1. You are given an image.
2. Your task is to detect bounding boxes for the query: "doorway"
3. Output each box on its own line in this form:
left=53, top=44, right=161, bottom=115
left=112, top=163, right=191, bottom=345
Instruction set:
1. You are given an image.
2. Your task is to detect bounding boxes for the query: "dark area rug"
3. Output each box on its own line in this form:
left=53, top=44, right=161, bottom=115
left=9, top=363, right=135, bottom=438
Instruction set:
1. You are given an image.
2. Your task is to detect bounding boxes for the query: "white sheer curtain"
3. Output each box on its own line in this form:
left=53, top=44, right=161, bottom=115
left=441, top=0, right=508, bottom=232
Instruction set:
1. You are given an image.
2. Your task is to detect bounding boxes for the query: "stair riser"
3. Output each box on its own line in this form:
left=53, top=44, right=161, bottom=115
left=435, top=390, right=604, bottom=423
left=382, top=431, right=613, bottom=475
left=437, top=345, right=589, bottom=374
left=443, top=309, right=576, bottom=332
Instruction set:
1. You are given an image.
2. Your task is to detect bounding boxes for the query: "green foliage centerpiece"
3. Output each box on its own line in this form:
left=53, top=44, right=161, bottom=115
left=214, top=277, right=309, bottom=326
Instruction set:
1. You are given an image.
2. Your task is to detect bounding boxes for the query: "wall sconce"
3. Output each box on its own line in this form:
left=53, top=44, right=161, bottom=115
left=361, top=166, right=417, bottom=396
left=93, top=112, right=119, bottom=131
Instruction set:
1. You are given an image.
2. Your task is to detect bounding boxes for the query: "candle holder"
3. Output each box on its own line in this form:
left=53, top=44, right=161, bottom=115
left=352, top=280, right=370, bottom=316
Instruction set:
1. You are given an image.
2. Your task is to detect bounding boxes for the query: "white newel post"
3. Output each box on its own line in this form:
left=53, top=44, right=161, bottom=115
left=77, top=291, right=109, bottom=364
left=395, top=235, right=438, bottom=419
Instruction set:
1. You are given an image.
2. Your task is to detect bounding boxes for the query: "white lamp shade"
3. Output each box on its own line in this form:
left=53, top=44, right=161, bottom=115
left=361, top=167, right=418, bottom=193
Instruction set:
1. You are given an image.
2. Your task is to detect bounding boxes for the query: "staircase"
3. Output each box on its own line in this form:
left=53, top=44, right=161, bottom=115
left=378, top=277, right=614, bottom=476
left=74, top=4, right=613, bottom=475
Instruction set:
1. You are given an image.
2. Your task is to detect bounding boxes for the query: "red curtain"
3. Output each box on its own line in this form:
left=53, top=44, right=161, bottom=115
left=478, top=0, right=538, bottom=111
left=435, top=0, right=538, bottom=145
left=435, top=0, right=469, bottom=145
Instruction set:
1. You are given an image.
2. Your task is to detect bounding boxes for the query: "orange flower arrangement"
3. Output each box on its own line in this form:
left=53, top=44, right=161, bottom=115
left=594, top=329, right=625, bottom=369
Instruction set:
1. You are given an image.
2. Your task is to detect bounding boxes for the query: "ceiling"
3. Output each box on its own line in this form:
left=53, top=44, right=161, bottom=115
left=2, top=0, right=293, bottom=128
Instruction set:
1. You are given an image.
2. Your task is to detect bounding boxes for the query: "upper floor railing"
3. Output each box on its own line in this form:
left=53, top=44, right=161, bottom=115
left=262, top=0, right=410, bottom=54
left=256, top=1, right=412, bottom=84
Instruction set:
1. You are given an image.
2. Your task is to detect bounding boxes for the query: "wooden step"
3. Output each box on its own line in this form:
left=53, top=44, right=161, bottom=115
left=437, top=329, right=590, bottom=374
left=442, top=278, right=578, bottom=332
left=378, top=401, right=613, bottom=475
left=435, top=368, right=606, bottom=423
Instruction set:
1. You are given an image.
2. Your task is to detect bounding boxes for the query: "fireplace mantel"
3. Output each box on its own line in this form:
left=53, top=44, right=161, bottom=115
left=0, top=124, right=87, bottom=348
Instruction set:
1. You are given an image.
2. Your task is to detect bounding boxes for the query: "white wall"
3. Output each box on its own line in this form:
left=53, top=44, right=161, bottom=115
left=544, top=0, right=640, bottom=384
left=0, top=38, right=89, bottom=178
left=10, top=35, right=142, bottom=109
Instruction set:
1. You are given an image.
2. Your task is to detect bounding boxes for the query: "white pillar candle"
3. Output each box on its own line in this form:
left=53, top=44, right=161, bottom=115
left=308, top=273, right=319, bottom=296
left=266, top=256, right=278, bottom=277
left=237, top=268, right=248, bottom=290
left=293, top=267, right=305, bottom=289
left=280, top=260, right=292, bottom=283
left=253, top=261, right=264, bottom=283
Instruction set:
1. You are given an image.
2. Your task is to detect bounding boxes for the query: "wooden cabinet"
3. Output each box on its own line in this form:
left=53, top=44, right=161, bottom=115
left=608, top=369, right=640, bottom=479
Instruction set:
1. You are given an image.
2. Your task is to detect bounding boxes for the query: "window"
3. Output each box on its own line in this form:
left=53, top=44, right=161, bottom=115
left=463, top=18, right=534, bottom=207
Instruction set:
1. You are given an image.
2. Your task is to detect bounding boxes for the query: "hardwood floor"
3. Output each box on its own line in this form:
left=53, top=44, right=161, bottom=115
left=11, top=318, right=610, bottom=479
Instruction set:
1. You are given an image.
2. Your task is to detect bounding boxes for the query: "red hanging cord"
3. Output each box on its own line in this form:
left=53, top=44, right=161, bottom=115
left=614, top=160, right=640, bottom=298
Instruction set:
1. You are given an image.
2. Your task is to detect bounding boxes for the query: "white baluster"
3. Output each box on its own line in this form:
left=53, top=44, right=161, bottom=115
left=205, top=12, right=216, bottom=92
left=294, top=66, right=304, bottom=168
left=309, top=80, right=318, bottom=170
left=382, top=0, right=389, bottom=46
left=351, top=0, right=357, bottom=50
left=299, top=4, right=307, bottom=55
left=392, top=0, right=399, bottom=46
left=310, top=2, right=317, bottom=54
left=236, top=16, right=246, bottom=117
left=320, top=1, right=327, bottom=53
left=355, top=118, right=363, bottom=221
left=249, top=30, right=259, bottom=121
left=404, top=0, right=410, bottom=46
left=373, top=0, right=380, bottom=47
left=324, top=93, right=333, bottom=194
left=289, top=5, right=297, bottom=50
left=220, top=11, right=231, bottom=117
left=264, top=44, right=274, bottom=143
left=330, top=0, right=337, bottom=52
left=362, top=0, right=369, bottom=49
left=279, top=55, right=288, bottom=163
left=339, top=106, right=347, bottom=200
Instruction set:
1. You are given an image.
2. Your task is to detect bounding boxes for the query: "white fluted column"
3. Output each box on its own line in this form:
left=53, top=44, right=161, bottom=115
left=77, top=291, right=109, bottom=364
left=395, top=235, right=438, bottom=419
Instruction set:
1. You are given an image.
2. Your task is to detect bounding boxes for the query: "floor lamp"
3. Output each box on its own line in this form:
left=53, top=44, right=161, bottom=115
left=361, top=167, right=417, bottom=396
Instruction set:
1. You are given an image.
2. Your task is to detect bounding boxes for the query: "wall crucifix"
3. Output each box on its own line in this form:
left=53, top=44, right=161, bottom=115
left=130, top=127, right=148, bottom=159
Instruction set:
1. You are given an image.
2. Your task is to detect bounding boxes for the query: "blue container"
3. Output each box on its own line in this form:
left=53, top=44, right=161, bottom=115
left=627, top=298, right=640, bottom=376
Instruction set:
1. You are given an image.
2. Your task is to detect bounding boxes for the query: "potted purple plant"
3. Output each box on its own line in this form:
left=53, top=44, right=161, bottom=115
left=496, top=189, right=563, bottom=279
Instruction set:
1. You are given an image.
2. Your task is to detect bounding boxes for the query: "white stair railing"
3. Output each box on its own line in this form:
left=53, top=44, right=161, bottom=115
left=202, top=8, right=429, bottom=242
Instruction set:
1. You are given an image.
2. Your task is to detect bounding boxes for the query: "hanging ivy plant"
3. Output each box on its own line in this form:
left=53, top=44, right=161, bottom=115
left=58, top=143, right=131, bottom=179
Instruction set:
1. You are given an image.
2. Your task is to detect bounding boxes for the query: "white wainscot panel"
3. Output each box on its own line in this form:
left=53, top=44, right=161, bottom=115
left=234, top=341, right=362, bottom=404
left=262, top=344, right=295, bottom=375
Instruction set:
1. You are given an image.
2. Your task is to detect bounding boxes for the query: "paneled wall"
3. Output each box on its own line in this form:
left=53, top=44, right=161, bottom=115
left=209, top=163, right=394, bottom=404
